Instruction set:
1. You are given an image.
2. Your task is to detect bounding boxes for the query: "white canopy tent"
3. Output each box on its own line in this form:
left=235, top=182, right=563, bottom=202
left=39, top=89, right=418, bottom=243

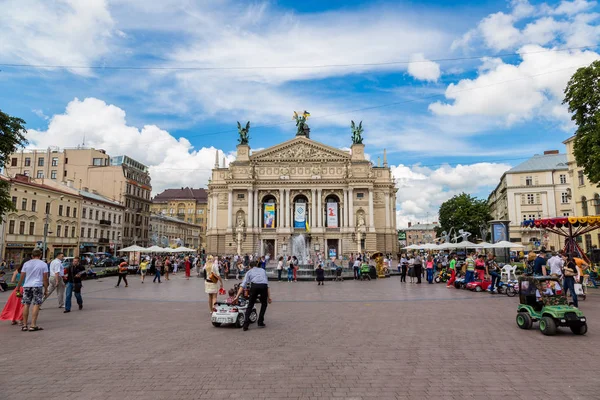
left=118, top=245, right=148, bottom=252
left=490, top=240, right=525, bottom=249
left=171, top=246, right=197, bottom=253
left=146, top=245, right=169, bottom=253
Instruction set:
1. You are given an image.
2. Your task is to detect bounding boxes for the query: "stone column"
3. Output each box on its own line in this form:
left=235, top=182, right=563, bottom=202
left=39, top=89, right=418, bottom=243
left=368, top=189, right=375, bottom=229
left=343, top=189, right=348, bottom=228
left=254, top=190, right=259, bottom=228
left=247, top=189, right=253, bottom=228
left=349, top=188, right=354, bottom=227
left=384, top=192, right=390, bottom=229
left=278, top=189, right=284, bottom=228
left=212, top=193, right=218, bottom=229
left=207, top=195, right=212, bottom=230
left=317, top=189, right=323, bottom=228
left=286, top=190, right=291, bottom=228
left=227, top=191, right=233, bottom=229
left=311, top=189, right=316, bottom=228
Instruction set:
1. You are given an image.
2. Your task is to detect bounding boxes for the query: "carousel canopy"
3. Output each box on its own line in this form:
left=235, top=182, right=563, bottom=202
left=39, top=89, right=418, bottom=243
left=522, top=216, right=600, bottom=237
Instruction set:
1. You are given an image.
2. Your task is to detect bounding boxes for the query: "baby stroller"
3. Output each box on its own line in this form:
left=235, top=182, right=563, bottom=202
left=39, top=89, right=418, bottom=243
left=334, top=266, right=343, bottom=282
left=360, top=264, right=371, bottom=281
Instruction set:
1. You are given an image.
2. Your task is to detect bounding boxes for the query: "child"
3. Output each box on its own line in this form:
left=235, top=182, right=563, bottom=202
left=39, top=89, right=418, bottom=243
left=316, top=263, right=325, bottom=285
left=226, top=288, right=237, bottom=305
left=0, top=271, right=6, bottom=292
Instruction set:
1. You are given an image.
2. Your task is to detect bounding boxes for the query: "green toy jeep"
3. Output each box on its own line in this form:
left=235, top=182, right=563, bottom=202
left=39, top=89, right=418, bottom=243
left=516, top=276, right=587, bottom=336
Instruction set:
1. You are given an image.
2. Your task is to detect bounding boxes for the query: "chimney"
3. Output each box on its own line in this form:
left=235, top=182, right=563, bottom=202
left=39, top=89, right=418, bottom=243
left=66, top=180, right=74, bottom=188
left=408, top=222, right=412, bottom=228
left=544, top=150, right=559, bottom=155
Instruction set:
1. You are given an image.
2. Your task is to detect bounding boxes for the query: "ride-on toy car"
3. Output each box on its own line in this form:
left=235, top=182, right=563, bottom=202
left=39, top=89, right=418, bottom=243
left=465, top=278, right=492, bottom=292
left=516, top=276, right=587, bottom=336
left=211, top=297, right=258, bottom=328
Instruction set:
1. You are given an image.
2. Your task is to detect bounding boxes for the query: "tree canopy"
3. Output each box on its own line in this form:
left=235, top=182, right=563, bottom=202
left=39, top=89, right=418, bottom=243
left=436, top=193, right=491, bottom=240
left=0, top=109, right=28, bottom=217
left=563, top=60, right=600, bottom=185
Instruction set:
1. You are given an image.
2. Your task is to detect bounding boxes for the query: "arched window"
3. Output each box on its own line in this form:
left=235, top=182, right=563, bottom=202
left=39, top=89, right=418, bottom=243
left=581, top=196, right=588, bottom=216
left=324, top=194, right=340, bottom=228
left=595, top=193, right=600, bottom=215
left=262, top=195, right=277, bottom=228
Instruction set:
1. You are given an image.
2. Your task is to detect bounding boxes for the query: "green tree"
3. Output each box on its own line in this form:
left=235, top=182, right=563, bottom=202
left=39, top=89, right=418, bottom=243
left=564, top=60, right=600, bottom=185
left=0, top=110, right=28, bottom=217
left=436, top=193, right=491, bottom=240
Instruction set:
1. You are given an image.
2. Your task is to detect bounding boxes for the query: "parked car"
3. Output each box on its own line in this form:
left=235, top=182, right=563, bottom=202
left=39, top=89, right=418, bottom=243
left=94, top=258, right=117, bottom=268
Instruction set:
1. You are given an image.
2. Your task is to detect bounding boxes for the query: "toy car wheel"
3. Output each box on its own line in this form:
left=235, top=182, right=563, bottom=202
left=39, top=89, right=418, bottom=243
left=434, top=277, right=441, bottom=283
left=474, top=286, right=482, bottom=292
left=235, top=314, right=244, bottom=328
left=539, top=316, right=557, bottom=336
left=212, top=322, right=222, bottom=327
left=570, top=323, right=587, bottom=335
left=248, top=309, right=258, bottom=324
left=506, top=287, right=517, bottom=297
left=516, top=312, right=532, bottom=329
left=581, top=294, right=586, bottom=301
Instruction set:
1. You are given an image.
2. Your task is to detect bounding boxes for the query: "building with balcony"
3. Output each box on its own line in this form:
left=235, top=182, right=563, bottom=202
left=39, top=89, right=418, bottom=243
left=149, top=213, right=201, bottom=249
left=151, top=187, right=208, bottom=249
left=1, top=174, right=81, bottom=264
left=564, top=136, right=600, bottom=256
left=78, top=190, right=125, bottom=254
left=403, top=222, right=438, bottom=246
left=488, top=150, right=573, bottom=251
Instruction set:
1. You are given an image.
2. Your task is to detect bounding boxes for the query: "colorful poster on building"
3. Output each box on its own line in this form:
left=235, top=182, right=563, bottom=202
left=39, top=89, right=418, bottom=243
left=492, top=223, right=508, bottom=243
left=294, top=203, right=306, bottom=229
left=264, top=204, right=275, bottom=228
left=326, top=202, right=338, bottom=228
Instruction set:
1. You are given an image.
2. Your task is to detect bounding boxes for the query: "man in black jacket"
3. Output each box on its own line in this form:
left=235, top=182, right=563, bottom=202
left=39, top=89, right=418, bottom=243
left=64, top=257, right=85, bottom=313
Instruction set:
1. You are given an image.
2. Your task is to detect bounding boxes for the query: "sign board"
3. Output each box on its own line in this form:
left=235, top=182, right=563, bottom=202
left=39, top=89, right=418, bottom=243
left=264, top=203, right=275, bottom=228
left=398, top=231, right=406, bottom=241
left=294, top=203, right=306, bottom=229
left=491, top=221, right=509, bottom=243
left=326, top=202, right=338, bottom=228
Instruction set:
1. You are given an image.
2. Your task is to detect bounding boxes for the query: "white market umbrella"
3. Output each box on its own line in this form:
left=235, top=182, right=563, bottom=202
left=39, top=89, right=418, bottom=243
left=118, top=245, right=148, bottom=252
left=146, top=245, right=168, bottom=253
left=477, top=242, right=494, bottom=249
left=491, top=240, right=525, bottom=249
left=453, top=240, right=485, bottom=249
left=402, top=244, right=420, bottom=250
left=172, top=246, right=196, bottom=253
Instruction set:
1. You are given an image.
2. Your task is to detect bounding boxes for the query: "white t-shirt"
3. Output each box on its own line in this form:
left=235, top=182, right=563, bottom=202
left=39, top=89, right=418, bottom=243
left=22, top=259, right=48, bottom=288
left=547, top=256, right=564, bottom=276
left=49, top=258, right=64, bottom=276
left=277, top=260, right=283, bottom=270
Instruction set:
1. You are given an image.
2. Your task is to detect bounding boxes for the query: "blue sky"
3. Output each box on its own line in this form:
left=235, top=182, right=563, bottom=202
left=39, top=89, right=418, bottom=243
left=1, top=0, right=599, bottom=227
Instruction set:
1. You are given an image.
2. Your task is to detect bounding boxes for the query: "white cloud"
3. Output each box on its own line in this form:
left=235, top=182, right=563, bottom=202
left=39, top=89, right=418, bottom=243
left=407, top=53, right=441, bottom=81
left=553, top=0, right=597, bottom=16
left=392, top=162, right=510, bottom=228
left=26, top=98, right=233, bottom=193
left=479, top=12, right=522, bottom=51
left=429, top=45, right=600, bottom=124
left=0, top=0, right=117, bottom=75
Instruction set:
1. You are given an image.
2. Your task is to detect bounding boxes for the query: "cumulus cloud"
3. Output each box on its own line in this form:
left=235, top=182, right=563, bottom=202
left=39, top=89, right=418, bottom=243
left=428, top=45, right=599, bottom=123
left=392, top=162, right=511, bottom=228
left=25, top=98, right=234, bottom=194
left=0, top=0, right=117, bottom=75
left=407, top=53, right=441, bottom=81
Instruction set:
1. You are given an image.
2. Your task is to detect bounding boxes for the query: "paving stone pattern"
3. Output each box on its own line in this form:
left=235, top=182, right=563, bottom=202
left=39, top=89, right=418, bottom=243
left=0, top=275, right=598, bottom=400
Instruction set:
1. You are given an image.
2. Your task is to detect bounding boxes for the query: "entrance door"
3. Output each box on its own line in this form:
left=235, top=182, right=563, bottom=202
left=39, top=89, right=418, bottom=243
left=263, top=239, right=275, bottom=258
left=327, top=239, right=339, bottom=260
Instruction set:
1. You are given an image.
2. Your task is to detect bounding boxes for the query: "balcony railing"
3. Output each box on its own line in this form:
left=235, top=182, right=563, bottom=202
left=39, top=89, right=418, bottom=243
left=99, top=219, right=112, bottom=226
left=98, top=237, right=110, bottom=244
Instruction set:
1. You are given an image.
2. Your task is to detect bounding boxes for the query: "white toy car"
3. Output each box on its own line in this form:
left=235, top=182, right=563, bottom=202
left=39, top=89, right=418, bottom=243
left=211, top=299, right=258, bottom=328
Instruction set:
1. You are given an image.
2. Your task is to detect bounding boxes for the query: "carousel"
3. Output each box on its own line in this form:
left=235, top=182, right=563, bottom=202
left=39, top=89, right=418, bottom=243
left=521, top=217, right=600, bottom=263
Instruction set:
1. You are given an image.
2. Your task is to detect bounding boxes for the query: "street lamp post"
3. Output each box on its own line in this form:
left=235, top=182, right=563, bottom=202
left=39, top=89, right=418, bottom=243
left=42, top=195, right=64, bottom=261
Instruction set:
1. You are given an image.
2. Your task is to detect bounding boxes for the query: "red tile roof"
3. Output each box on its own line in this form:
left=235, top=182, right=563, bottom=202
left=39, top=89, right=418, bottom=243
left=152, top=187, right=207, bottom=203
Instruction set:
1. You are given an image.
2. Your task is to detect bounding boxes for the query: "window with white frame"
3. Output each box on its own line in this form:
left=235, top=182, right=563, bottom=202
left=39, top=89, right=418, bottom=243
left=525, top=176, right=533, bottom=186
left=561, top=192, right=569, bottom=204
left=560, top=174, right=567, bottom=184
left=526, top=194, right=534, bottom=204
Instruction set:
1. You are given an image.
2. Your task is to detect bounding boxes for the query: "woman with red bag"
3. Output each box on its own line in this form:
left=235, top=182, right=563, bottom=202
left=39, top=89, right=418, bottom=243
left=0, top=264, right=24, bottom=325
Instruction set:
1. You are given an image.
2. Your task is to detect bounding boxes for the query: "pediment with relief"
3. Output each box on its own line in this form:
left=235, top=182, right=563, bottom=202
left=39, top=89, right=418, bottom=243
left=250, top=137, right=350, bottom=162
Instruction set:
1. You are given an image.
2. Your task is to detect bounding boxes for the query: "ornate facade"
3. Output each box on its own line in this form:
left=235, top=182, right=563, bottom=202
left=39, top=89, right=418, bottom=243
left=206, top=135, right=397, bottom=260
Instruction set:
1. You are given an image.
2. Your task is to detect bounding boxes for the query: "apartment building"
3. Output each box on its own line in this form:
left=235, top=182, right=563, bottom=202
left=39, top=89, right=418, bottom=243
left=1, top=174, right=81, bottom=264
left=151, top=187, right=208, bottom=249
left=488, top=150, right=574, bottom=251
left=403, top=222, right=438, bottom=245
left=564, top=136, right=600, bottom=256
left=149, top=213, right=201, bottom=249
left=6, top=148, right=152, bottom=248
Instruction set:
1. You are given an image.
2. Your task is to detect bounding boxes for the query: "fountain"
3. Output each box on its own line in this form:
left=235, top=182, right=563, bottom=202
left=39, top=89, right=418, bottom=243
left=291, top=234, right=310, bottom=265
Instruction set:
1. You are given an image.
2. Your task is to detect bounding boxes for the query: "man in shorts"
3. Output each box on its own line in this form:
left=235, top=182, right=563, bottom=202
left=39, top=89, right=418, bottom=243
left=17, top=248, right=49, bottom=331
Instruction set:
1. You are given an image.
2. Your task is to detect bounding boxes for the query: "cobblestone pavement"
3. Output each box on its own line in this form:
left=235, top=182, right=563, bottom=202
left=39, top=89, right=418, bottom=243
left=0, top=275, right=598, bottom=400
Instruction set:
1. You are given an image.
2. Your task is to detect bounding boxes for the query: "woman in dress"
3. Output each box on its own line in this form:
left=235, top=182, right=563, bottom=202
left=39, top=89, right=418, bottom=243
left=184, top=256, right=191, bottom=280
left=1, top=265, right=24, bottom=325
left=292, top=256, right=299, bottom=282
left=204, top=256, right=223, bottom=312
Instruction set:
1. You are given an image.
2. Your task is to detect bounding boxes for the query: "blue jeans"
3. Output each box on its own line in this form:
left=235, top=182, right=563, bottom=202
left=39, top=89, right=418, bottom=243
left=153, top=270, right=161, bottom=283
left=490, top=271, right=500, bottom=291
left=426, top=268, right=433, bottom=283
left=65, top=282, right=82, bottom=311
left=464, top=270, right=474, bottom=284
left=277, top=269, right=282, bottom=281
left=287, top=270, right=293, bottom=282
left=563, top=276, right=578, bottom=307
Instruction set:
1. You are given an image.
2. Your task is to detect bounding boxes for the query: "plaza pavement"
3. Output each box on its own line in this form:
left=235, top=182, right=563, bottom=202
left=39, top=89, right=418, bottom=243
left=0, top=274, right=598, bottom=400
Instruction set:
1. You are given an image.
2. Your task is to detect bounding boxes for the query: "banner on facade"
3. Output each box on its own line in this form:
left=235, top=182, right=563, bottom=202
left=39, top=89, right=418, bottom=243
left=326, top=202, right=338, bottom=228
left=264, top=203, right=275, bottom=228
left=294, top=203, right=306, bottom=229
